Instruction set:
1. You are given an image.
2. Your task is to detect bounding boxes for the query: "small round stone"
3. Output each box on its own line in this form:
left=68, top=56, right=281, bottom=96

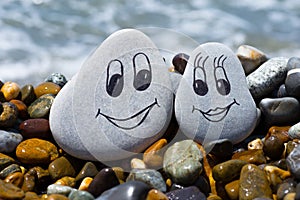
left=232, top=149, right=266, bottom=165
left=75, top=162, right=98, bottom=182
left=10, top=99, right=28, bottom=119
left=0, top=179, right=25, bottom=199
left=0, top=130, right=23, bottom=153
left=21, top=168, right=37, bottom=192
left=78, top=177, right=93, bottom=191
left=16, top=138, right=59, bottom=164
left=166, top=186, right=206, bottom=200
left=1, top=81, right=21, bottom=101
left=285, top=68, right=300, bottom=98
left=19, top=118, right=51, bottom=139
left=68, top=190, right=95, bottom=200
left=264, top=166, right=291, bottom=187
left=277, top=180, right=296, bottom=200
left=0, top=164, right=21, bottom=179
left=163, top=140, right=203, bottom=185
left=55, top=176, right=76, bottom=187
left=267, top=126, right=290, bottom=143
left=172, top=53, right=189, bottom=74
left=248, top=138, right=264, bottom=150
left=225, top=180, right=239, bottom=200
left=0, top=102, right=18, bottom=128
left=21, top=84, right=36, bottom=106
left=143, top=138, right=167, bottom=169
left=47, top=184, right=74, bottom=196
left=288, top=122, right=300, bottom=140
left=34, top=82, right=61, bottom=98
left=286, top=140, right=299, bottom=156
left=4, top=172, right=24, bottom=188
left=146, top=189, right=169, bottom=200
left=24, top=191, right=40, bottom=200
left=0, top=153, right=15, bottom=171
left=263, top=135, right=285, bottom=160
left=45, top=73, right=68, bottom=88
left=112, top=167, right=125, bottom=182
left=131, top=158, right=146, bottom=169
left=126, top=168, right=166, bottom=192
left=287, top=57, right=300, bottom=71
left=47, top=194, right=69, bottom=200
left=277, top=84, right=287, bottom=98
left=48, top=156, right=76, bottom=180
left=28, top=94, right=55, bottom=118
left=286, top=145, right=300, bottom=179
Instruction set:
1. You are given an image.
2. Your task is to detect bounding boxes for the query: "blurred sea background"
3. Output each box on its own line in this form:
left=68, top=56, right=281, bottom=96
left=1, top=0, right=300, bottom=85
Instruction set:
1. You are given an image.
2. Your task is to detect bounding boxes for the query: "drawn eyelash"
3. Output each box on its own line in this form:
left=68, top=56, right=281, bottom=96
left=213, top=54, right=227, bottom=68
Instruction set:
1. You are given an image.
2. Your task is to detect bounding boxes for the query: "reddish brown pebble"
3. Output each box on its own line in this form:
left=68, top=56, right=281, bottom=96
left=16, top=138, right=59, bottom=164
left=232, top=149, right=267, bottom=165
left=267, top=126, right=290, bottom=143
left=4, top=172, right=24, bottom=188
left=19, top=118, right=51, bottom=139
left=48, top=156, right=76, bottom=180
left=10, top=99, right=29, bottom=119
left=225, top=180, right=239, bottom=200
left=1, top=81, right=21, bottom=101
left=34, top=82, right=61, bottom=98
left=55, top=176, right=76, bottom=187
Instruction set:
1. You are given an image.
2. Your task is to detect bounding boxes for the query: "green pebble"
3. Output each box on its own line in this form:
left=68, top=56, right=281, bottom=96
left=28, top=94, right=54, bottom=118
left=69, top=190, right=95, bottom=200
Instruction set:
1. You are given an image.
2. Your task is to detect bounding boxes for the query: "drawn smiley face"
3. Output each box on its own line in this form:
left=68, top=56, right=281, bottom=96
left=175, top=42, right=257, bottom=144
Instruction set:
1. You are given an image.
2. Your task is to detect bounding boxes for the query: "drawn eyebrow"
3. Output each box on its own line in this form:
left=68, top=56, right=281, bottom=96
left=213, top=54, right=227, bottom=68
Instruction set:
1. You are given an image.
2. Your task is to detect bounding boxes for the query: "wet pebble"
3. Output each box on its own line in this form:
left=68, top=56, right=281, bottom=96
left=264, top=165, right=291, bottom=187
left=97, top=181, right=151, bottom=200
left=232, top=149, right=266, bottom=165
left=163, top=140, right=203, bottom=185
left=286, top=145, right=300, bottom=179
left=16, top=138, right=59, bottom=164
left=75, top=162, right=98, bottom=182
left=21, top=84, right=36, bottom=106
left=267, top=126, right=290, bottom=143
left=45, top=73, right=68, bottom=88
left=10, top=99, right=28, bottom=119
left=87, top=168, right=119, bottom=198
left=248, top=138, right=264, bottom=150
left=78, top=177, right=93, bottom=191
left=69, top=190, right=94, bottom=200
left=146, top=189, right=169, bottom=200
left=212, top=159, right=247, bottom=183
left=4, top=172, right=24, bottom=187
left=1, top=81, right=21, bottom=101
left=34, top=82, right=61, bottom=98
left=28, top=94, right=55, bottom=118
left=259, top=97, right=300, bottom=126
left=48, top=156, right=76, bottom=180
left=47, top=184, right=74, bottom=196
left=225, top=180, right=239, bottom=200
left=21, top=168, right=37, bottom=192
left=172, top=53, right=189, bottom=74
left=0, top=153, right=15, bottom=171
left=263, top=135, right=285, bottom=160
left=126, top=168, right=166, bottom=192
left=237, top=44, right=267, bottom=75
left=239, top=164, right=273, bottom=199
left=24, top=191, right=40, bottom=200
left=277, top=84, right=287, bottom=98
left=285, top=68, right=300, bottom=98
left=277, top=180, right=296, bottom=200
left=0, top=164, right=21, bottom=179
left=0, top=130, right=23, bottom=153
left=0, top=102, right=18, bottom=128
left=131, top=158, right=146, bottom=169
left=166, top=186, right=206, bottom=200
left=19, top=118, right=51, bottom=139
left=143, top=138, right=167, bottom=169
left=288, top=122, right=300, bottom=140
left=47, top=194, right=69, bottom=200
left=55, top=176, right=76, bottom=187
left=0, top=179, right=25, bottom=200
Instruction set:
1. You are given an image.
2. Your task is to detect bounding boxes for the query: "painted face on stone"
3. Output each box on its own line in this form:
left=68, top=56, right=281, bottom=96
left=71, top=29, right=173, bottom=161
left=175, top=42, right=257, bottom=145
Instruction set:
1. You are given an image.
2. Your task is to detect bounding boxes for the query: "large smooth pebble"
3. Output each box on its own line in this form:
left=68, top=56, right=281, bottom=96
left=0, top=130, right=22, bottom=153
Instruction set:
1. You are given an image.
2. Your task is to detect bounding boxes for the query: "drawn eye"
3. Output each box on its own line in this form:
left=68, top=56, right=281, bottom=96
left=133, top=52, right=152, bottom=91
left=214, top=55, right=231, bottom=95
left=106, top=59, right=124, bottom=97
left=193, top=67, right=208, bottom=96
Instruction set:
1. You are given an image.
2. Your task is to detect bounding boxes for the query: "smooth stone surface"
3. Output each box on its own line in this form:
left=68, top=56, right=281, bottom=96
left=0, top=164, right=21, bottom=179
left=163, top=140, right=203, bottom=185
left=287, top=57, right=300, bottom=71
left=277, top=180, right=296, bottom=200
left=21, top=84, right=36, bottom=106
left=97, top=181, right=151, bottom=200
left=16, top=138, right=59, bottom=164
left=28, top=94, right=55, bottom=118
left=286, top=141, right=299, bottom=156
left=75, top=162, right=98, bottom=182
left=45, top=73, right=68, bottom=88
left=172, top=53, right=189, bottom=74
left=34, top=82, right=61, bottom=98
left=143, top=138, right=167, bottom=169
left=69, top=190, right=95, bottom=200
left=131, top=158, right=146, bottom=169
left=48, top=156, right=76, bottom=180
left=267, top=126, right=290, bottom=143
left=126, top=169, right=166, bottom=192
left=232, top=149, right=266, bottom=165
left=277, top=84, right=287, bottom=98
left=146, top=189, right=168, bottom=200
left=259, top=97, right=300, bottom=126
left=24, top=192, right=40, bottom=200
left=175, top=42, right=257, bottom=145
left=239, top=164, right=272, bottom=200
left=0, top=153, right=15, bottom=171
left=4, top=172, right=24, bottom=188
left=87, top=168, right=119, bottom=198
left=0, top=179, right=25, bottom=200
left=248, top=138, right=264, bottom=150
left=286, top=145, right=300, bottom=179
left=247, top=57, right=288, bottom=99
left=50, top=29, right=174, bottom=162
left=225, top=180, right=239, bottom=200
left=285, top=68, right=300, bottom=98
left=263, top=135, right=285, bottom=160
left=55, top=176, right=76, bottom=187
left=22, top=168, right=37, bottom=192
left=47, top=184, right=74, bottom=196
left=212, top=159, right=247, bottom=183
left=19, top=118, right=51, bottom=139
left=0, top=130, right=23, bottom=153
left=1, top=81, right=20, bottom=101
left=47, top=194, right=69, bottom=200
left=166, top=186, right=206, bottom=200
left=237, top=44, right=268, bottom=75
left=288, top=122, right=300, bottom=140
left=0, top=102, right=18, bottom=128
left=10, top=99, right=28, bottom=119
left=264, top=166, right=291, bottom=187
left=78, top=177, right=93, bottom=191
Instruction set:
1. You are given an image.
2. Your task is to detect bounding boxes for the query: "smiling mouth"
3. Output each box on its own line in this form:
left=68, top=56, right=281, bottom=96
left=95, top=98, right=159, bottom=130
left=192, top=99, right=240, bottom=122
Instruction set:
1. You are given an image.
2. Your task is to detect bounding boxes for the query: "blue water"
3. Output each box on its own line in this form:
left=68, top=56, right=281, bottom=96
left=1, top=0, right=300, bottom=85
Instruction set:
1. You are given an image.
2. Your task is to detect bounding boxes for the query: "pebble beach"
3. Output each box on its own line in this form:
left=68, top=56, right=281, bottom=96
left=1, top=40, right=300, bottom=200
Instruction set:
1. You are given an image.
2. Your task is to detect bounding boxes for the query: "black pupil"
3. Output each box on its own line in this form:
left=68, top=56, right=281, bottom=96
left=134, top=69, right=151, bottom=91
left=217, top=79, right=230, bottom=95
left=194, top=80, right=208, bottom=96
left=107, top=74, right=123, bottom=97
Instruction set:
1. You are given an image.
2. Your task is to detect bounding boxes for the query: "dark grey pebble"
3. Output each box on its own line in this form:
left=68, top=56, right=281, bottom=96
left=45, top=73, right=68, bottom=88
left=287, top=145, right=300, bottom=179
left=166, top=186, right=206, bottom=200
left=287, top=57, right=300, bottom=71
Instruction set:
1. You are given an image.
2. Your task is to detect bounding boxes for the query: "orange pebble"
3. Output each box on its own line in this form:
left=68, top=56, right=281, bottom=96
left=146, top=189, right=169, bottom=200
left=143, top=139, right=167, bottom=168
left=34, top=82, right=61, bottom=98
left=1, top=81, right=21, bottom=101
left=10, top=99, right=29, bottom=119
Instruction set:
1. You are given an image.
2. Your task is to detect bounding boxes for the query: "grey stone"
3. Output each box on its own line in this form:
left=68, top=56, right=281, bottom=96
left=47, top=184, right=75, bottom=196
left=28, top=94, right=55, bottom=118
left=237, top=44, right=268, bottom=75
left=175, top=42, right=257, bottom=145
left=45, top=73, right=68, bottom=88
left=287, top=57, right=300, bottom=71
left=259, top=97, right=300, bottom=126
left=285, top=68, right=300, bottom=98
left=166, top=186, right=206, bottom=200
left=246, top=57, right=288, bottom=99
left=163, top=140, right=203, bottom=185
left=287, top=145, right=300, bottom=179
left=69, top=190, right=95, bottom=200
left=288, top=122, right=300, bottom=140
left=0, top=130, right=22, bottom=153
left=126, top=168, right=166, bottom=192
left=50, top=29, right=173, bottom=163
left=277, top=84, right=287, bottom=98
left=276, top=180, right=296, bottom=200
